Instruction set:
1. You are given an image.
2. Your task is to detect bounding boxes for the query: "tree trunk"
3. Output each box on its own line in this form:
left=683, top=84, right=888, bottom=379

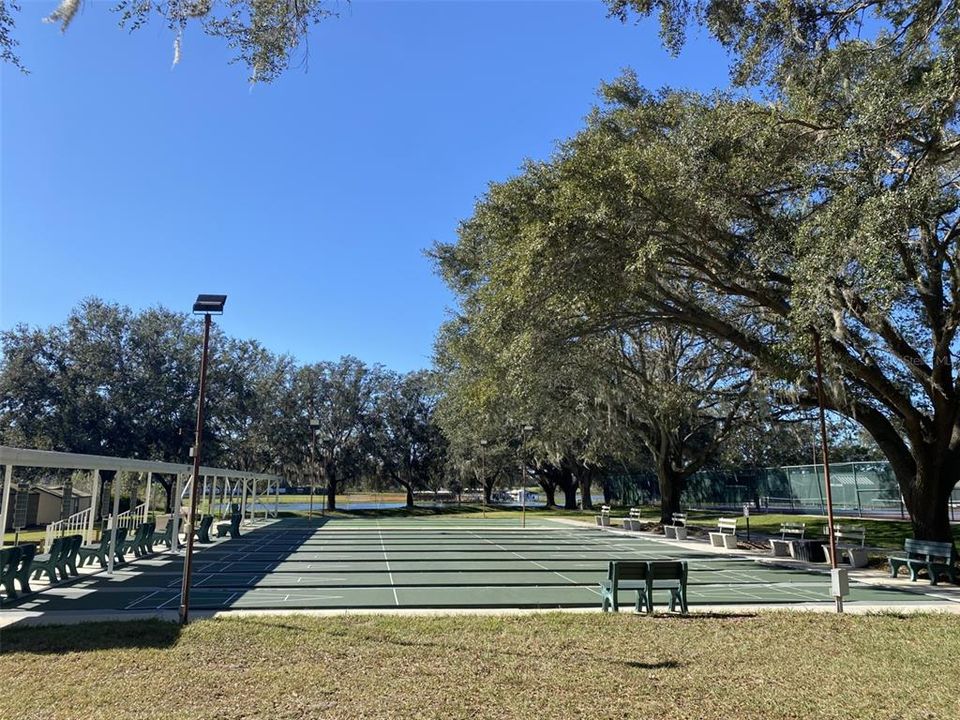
left=602, top=478, right=612, bottom=505
left=578, top=467, right=594, bottom=511
left=156, top=477, right=173, bottom=512
left=556, top=465, right=578, bottom=509
left=658, top=465, right=685, bottom=526
left=327, top=475, right=337, bottom=512
left=484, top=482, right=493, bottom=504
left=899, top=451, right=957, bottom=543
left=405, top=484, right=415, bottom=509
left=538, top=479, right=557, bottom=508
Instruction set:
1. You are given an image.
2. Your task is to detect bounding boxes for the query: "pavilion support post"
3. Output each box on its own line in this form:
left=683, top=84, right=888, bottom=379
left=144, top=472, right=153, bottom=520
left=274, top=479, right=280, bottom=518
left=86, top=470, right=101, bottom=544
left=241, top=479, right=249, bottom=524
left=169, top=473, right=184, bottom=552
left=252, top=480, right=259, bottom=523
left=107, top=472, right=122, bottom=574
left=0, top=464, right=13, bottom=547
left=202, top=476, right=209, bottom=516
left=211, top=476, right=219, bottom=519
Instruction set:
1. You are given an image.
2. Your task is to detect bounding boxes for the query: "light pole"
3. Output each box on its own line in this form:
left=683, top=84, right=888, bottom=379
left=479, top=439, right=488, bottom=520
left=520, top=424, right=534, bottom=528
left=813, top=330, right=844, bottom=614
left=309, top=418, right=320, bottom=521
left=179, top=293, right=226, bottom=626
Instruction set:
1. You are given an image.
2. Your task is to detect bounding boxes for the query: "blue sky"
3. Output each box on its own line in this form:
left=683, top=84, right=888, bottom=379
left=1, top=1, right=730, bottom=372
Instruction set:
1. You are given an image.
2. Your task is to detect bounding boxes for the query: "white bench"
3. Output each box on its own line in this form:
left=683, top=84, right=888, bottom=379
left=623, top=507, right=643, bottom=531
left=664, top=513, right=687, bottom=540
left=822, top=525, right=869, bottom=568
left=596, top=505, right=612, bottom=527
left=770, top=522, right=806, bottom=556
left=709, top=518, right=738, bottom=549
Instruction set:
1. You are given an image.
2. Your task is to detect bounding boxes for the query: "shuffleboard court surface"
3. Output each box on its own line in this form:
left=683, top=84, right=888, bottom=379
left=3, top=517, right=939, bottom=614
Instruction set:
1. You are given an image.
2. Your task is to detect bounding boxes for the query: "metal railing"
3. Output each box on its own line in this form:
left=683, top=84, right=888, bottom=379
left=109, top=502, right=147, bottom=530
left=44, top=506, right=93, bottom=547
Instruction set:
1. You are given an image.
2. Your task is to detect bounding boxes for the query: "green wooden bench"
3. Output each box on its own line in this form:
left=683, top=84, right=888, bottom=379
left=196, top=515, right=214, bottom=543
left=600, top=560, right=650, bottom=612
left=216, top=513, right=242, bottom=539
left=599, top=559, right=689, bottom=614
left=1, top=546, right=21, bottom=599
left=888, top=539, right=958, bottom=585
left=58, top=534, right=83, bottom=578
left=14, top=544, right=37, bottom=594
left=648, top=560, right=689, bottom=613
left=152, top=520, right=175, bottom=548
left=78, top=533, right=113, bottom=568
left=139, top=522, right=156, bottom=555
left=31, top=537, right=66, bottom=583
left=120, top=523, right=156, bottom=558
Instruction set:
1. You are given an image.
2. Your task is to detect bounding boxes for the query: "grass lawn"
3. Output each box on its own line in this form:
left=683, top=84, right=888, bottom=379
left=2, top=613, right=958, bottom=720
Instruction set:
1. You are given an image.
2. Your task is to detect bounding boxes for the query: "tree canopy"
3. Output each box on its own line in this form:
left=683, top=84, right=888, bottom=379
left=2, top=0, right=338, bottom=81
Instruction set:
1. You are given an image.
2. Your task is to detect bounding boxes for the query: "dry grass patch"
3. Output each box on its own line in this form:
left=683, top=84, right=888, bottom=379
left=2, top=612, right=958, bottom=720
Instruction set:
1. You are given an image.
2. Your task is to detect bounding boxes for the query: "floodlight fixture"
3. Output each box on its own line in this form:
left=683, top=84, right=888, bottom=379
left=193, top=294, right=227, bottom=314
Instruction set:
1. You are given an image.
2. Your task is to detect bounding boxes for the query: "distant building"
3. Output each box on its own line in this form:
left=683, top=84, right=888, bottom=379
left=3, top=485, right=93, bottom=530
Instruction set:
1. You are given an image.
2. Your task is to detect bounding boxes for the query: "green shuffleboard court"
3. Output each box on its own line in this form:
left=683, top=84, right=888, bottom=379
left=3, top=517, right=942, bottom=614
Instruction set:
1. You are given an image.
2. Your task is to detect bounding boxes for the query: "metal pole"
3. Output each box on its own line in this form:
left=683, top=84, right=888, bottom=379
left=520, top=454, right=526, bottom=528
left=813, top=331, right=843, bottom=614
left=309, top=432, right=316, bottom=521
left=179, top=311, right=213, bottom=626
left=480, top=442, right=487, bottom=520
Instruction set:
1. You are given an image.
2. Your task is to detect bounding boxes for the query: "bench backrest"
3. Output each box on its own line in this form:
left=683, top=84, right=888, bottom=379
left=65, top=534, right=82, bottom=557
left=904, top=538, right=956, bottom=561
left=779, top=522, right=806, bottom=539
left=608, top=560, right=648, bottom=582
left=826, top=525, right=866, bottom=546
left=629, top=508, right=642, bottom=519
left=0, top=546, right=21, bottom=578
left=717, top=518, right=738, bottom=534
left=648, top=560, right=687, bottom=582
left=46, top=536, right=64, bottom=559
left=671, top=513, right=687, bottom=527
left=17, top=543, right=36, bottom=571
left=600, top=505, right=611, bottom=516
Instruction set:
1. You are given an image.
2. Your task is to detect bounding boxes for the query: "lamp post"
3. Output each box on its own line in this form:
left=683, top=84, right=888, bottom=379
left=812, top=330, right=844, bottom=614
left=179, top=293, right=226, bottom=626
left=520, top=424, right=534, bottom=528
left=479, top=439, right=488, bottom=520
left=309, top=418, right=320, bottom=521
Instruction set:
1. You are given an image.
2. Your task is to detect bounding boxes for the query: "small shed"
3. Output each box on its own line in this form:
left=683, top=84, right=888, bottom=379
left=3, top=485, right=92, bottom=530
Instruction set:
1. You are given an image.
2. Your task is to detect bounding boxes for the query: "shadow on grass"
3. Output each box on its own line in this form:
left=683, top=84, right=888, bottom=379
left=0, top=618, right=179, bottom=655
left=229, top=617, right=687, bottom=670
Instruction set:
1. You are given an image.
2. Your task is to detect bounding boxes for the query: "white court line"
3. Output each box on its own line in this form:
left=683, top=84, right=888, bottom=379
left=469, top=531, right=601, bottom=597
left=378, top=520, right=401, bottom=606
left=124, top=590, right=160, bottom=610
